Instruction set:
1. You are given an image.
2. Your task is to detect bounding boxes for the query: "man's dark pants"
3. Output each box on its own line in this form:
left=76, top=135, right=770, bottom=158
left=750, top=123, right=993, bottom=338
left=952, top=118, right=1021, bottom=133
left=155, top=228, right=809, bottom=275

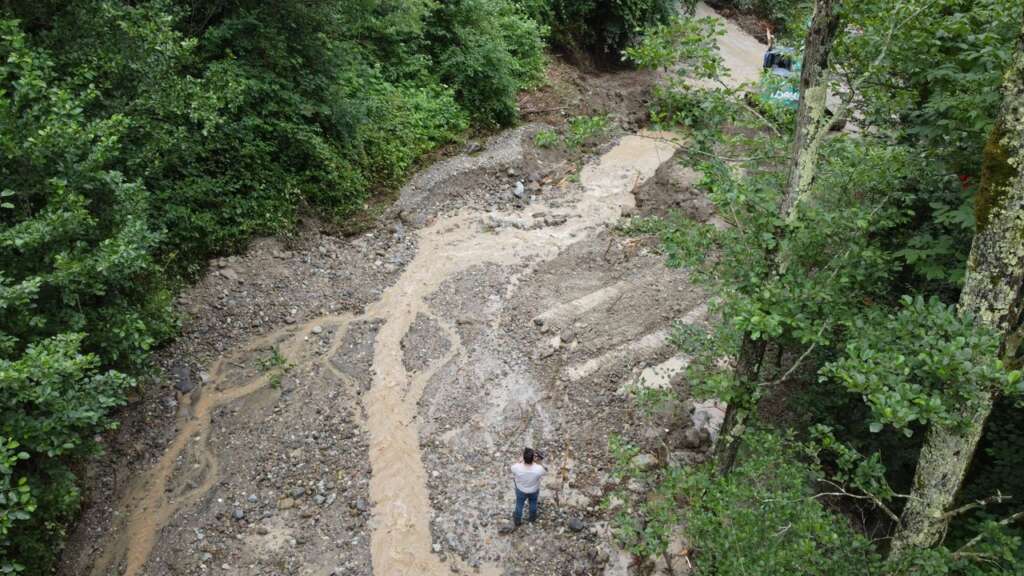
left=513, top=487, right=538, bottom=525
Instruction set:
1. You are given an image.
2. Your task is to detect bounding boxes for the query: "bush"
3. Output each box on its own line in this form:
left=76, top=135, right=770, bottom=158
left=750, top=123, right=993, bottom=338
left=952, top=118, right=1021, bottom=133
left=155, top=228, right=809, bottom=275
left=0, top=18, right=164, bottom=570
left=429, top=0, right=547, bottom=126
left=610, top=431, right=883, bottom=575
left=518, top=0, right=679, bottom=61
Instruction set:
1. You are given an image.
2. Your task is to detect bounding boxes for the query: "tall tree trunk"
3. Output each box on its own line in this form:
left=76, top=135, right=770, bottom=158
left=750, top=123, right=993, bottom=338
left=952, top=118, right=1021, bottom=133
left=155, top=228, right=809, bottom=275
left=890, top=26, right=1024, bottom=557
left=780, top=0, right=842, bottom=216
left=714, top=0, right=842, bottom=474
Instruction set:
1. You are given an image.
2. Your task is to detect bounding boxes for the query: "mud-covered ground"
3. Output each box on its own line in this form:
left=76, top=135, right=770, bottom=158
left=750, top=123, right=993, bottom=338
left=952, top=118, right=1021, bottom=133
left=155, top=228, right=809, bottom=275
left=60, top=5, right=764, bottom=576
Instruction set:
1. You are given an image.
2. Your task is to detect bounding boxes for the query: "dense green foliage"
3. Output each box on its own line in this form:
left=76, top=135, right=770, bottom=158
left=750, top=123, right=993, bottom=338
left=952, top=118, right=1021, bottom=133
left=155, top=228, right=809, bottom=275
left=669, top=433, right=881, bottom=575
left=625, top=0, right=1024, bottom=572
left=0, top=0, right=553, bottom=570
left=517, top=0, right=683, bottom=61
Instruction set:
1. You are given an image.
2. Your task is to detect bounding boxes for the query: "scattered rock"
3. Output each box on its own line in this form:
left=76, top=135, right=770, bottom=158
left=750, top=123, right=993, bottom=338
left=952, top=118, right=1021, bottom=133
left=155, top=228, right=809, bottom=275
left=232, top=508, right=245, bottom=521
left=513, top=181, right=525, bottom=198
left=218, top=268, right=241, bottom=282
left=171, top=362, right=194, bottom=394
left=630, top=453, right=658, bottom=471
left=278, top=497, right=295, bottom=510
left=567, top=518, right=585, bottom=532
left=681, top=428, right=704, bottom=450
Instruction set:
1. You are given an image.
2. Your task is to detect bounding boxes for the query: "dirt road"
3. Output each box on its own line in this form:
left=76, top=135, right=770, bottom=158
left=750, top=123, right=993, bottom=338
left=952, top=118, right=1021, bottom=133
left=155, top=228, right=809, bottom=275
left=63, top=4, right=766, bottom=575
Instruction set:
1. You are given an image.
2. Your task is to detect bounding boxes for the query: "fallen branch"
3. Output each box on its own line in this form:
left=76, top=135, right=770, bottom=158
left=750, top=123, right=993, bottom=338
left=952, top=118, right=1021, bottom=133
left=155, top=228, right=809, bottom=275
left=520, top=106, right=566, bottom=115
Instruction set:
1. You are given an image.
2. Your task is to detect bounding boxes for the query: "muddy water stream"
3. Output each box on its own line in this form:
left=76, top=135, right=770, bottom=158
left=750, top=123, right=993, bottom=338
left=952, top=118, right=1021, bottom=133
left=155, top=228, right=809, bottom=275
left=91, top=315, right=358, bottom=576
left=360, top=132, right=677, bottom=575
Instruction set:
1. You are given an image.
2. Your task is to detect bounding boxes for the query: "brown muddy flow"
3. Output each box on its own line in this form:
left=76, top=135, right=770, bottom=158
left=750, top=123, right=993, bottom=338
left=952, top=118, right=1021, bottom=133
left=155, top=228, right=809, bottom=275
left=91, top=316, right=358, bottom=575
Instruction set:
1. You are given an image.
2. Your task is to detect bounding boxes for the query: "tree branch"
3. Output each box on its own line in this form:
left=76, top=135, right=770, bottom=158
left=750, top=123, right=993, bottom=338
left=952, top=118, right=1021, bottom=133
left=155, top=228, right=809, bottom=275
left=817, top=478, right=902, bottom=525
left=954, top=510, right=1024, bottom=558
left=941, top=492, right=1012, bottom=520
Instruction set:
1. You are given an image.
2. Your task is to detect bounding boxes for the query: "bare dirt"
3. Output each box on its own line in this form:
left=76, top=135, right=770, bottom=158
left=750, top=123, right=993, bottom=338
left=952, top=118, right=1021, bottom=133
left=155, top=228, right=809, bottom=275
left=60, top=5, right=764, bottom=576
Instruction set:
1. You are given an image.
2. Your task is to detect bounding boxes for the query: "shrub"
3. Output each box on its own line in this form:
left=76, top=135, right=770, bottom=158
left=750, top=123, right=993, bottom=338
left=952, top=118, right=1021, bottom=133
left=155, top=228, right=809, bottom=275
left=0, top=439, right=34, bottom=574
left=565, top=114, right=610, bottom=148
left=429, top=0, right=547, bottom=126
left=518, top=0, right=680, bottom=61
left=533, top=129, right=560, bottom=148
left=0, top=18, right=164, bottom=570
left=610, top=431, right=883, bottom=575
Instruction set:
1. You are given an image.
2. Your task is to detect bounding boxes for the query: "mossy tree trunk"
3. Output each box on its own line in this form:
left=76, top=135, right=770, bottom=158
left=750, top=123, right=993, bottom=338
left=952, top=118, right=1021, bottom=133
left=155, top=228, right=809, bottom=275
left=890, top=24, right=1024, bottom=558
left=780, top=0, right=841, bottom=216
left=715, top=0, right=843, bottom=475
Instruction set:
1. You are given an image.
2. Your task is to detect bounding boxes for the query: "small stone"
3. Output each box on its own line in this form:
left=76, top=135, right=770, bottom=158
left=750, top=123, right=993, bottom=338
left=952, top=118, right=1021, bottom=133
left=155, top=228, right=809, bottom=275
left=513, top=181, right=525, bottom=198
left=681, top=428, right=703, bottom=449
left=355, top=497, right=370, bottom=513
left=171, top=362, right=194, bottom=394
left=247, top=494, right=258, bottom=503
left=568, top=517, right=585, bottom=532
left=314, top=494, right=326, bottom=505
left=218, top=268, right=240, bottom=282
left=278, top=497, right=296, bottom=510
left=256, top=525, right=269, bottom=535
left=630, top=453, right=658, bottom=471
left=291, top=486, right=306, bottom=498
left=312, top=325, right=323, bottom=335
left=232, top=507, right=245, bottom=521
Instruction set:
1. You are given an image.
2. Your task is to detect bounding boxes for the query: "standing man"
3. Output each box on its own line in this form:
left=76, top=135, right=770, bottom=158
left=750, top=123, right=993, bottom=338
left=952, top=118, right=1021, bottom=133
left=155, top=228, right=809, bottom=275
left=511, top=447, right=546, bottom=528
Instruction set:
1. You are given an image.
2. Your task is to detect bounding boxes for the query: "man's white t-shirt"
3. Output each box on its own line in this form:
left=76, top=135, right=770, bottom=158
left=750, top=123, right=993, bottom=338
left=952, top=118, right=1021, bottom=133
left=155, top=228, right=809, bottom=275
left=511, top=462, right=546, bottom=494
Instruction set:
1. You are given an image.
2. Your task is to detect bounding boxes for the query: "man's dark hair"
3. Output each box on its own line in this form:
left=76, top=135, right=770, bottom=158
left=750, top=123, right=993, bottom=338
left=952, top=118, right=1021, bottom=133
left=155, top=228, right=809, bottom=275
left=523, top=447, right=535, bottom=464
